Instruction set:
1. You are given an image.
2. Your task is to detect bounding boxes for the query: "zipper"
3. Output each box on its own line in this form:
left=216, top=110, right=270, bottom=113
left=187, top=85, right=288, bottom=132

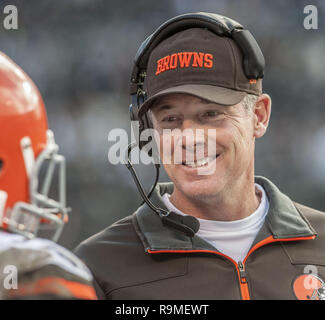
left=238, top=261, right=247, bottom=283
left=147, top=234, right=316, bottom=300
left=237, top=260, right=250, bottom=300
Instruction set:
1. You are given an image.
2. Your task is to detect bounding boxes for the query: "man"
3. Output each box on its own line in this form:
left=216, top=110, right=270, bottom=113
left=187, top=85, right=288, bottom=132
left=0, top=51, right=97, bottom=300
left=75, top=12, right=325, bottom=300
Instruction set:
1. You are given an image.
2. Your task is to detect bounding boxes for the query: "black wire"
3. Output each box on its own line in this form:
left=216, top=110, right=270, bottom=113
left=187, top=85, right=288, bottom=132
left=125, top=143, right=199, bottom=237
left=139, top=163, right=160, bottom=206
left=125, top=143, right=163, bottom=213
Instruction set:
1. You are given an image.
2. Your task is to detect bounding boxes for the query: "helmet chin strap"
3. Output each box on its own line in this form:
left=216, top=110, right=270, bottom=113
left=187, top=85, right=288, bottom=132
left=20, top=136, right=35, bottom=179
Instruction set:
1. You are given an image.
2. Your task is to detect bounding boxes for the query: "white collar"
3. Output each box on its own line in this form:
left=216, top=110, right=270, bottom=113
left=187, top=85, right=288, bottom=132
left=162, top=183, right=269, bottom=232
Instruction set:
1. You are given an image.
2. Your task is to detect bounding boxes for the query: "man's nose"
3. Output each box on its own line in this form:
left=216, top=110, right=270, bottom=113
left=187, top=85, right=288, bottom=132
left=180, top=126, right=206, bottom=152
left=181, top=118, right=196, bottom=130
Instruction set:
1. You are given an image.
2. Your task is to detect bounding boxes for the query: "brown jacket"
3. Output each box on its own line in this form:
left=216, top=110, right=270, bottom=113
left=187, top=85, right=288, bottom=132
left=75, top=176, right=325, bottom=300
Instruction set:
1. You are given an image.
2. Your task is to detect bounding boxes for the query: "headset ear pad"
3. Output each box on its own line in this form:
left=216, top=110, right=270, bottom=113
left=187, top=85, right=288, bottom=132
left=139, top=112, right=157, bottom=158
left=130, top=98, right=155, bottom=154
left=231, top=29, right=265, bottom=79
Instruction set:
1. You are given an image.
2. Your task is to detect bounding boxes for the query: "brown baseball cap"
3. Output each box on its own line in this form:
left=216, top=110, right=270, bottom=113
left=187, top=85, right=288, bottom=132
left=138, top=27, right=262, bottom=116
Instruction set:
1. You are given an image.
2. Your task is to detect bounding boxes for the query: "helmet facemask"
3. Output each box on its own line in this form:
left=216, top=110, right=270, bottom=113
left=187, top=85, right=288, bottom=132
left=2, top=130, right=69, bottom=242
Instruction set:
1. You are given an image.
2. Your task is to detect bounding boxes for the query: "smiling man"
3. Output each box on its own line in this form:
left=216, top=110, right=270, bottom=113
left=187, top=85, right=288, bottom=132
left=148, top=92, right=270, bottom=224
left=75, top=13, right=325, bottom=300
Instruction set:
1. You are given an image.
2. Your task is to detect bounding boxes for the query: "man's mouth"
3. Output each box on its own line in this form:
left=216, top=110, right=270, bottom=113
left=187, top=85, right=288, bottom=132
left=182, top=154, right=219, bottom=168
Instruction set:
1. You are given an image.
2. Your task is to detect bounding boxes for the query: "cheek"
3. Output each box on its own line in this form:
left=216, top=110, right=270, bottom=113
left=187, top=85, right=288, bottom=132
left=158, top=135, right=173, bottom=163
left=226, top=118, right=253, bottom=145
left=212, top=124, right=237, bottom=152
left=158, top=134, right=184, bottom=164
left=227, top=125, right=255, bottom=169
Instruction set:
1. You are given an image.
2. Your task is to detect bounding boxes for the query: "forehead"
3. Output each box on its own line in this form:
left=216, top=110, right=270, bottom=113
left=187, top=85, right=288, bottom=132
left=150, top=93, right=217, bottom=112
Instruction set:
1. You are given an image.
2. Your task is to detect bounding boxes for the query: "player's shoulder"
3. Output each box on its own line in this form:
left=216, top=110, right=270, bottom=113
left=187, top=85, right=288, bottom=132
left=0, top=230, right=92, bottom=282
left=0, top=230, right=97, bottom=299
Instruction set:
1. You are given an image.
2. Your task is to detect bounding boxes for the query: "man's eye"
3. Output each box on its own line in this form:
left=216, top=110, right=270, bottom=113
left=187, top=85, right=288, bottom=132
left=203, top=111, right=220, bottom=117
left=162, top=116, right=179, bottom=122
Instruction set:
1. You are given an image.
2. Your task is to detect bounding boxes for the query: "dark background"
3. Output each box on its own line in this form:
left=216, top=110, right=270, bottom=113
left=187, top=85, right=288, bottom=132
left=0, top=0, right=324, bottom=250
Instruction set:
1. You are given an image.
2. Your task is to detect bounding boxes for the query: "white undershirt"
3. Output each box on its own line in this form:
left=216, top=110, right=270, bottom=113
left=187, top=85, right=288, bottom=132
left=162, top=183, right=269, bottom=262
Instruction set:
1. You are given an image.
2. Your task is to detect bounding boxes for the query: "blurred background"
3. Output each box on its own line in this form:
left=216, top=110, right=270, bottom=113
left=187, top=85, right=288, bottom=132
left=0, top=0, right=324, bottom=249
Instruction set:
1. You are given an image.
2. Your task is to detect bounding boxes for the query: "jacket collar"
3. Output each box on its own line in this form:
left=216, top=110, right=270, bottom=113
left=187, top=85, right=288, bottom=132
left=133, top=176, right=316, bottom=252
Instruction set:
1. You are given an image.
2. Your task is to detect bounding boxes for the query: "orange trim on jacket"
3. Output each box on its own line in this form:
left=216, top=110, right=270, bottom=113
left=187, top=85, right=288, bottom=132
left=148, top=234, right=316, bottom=300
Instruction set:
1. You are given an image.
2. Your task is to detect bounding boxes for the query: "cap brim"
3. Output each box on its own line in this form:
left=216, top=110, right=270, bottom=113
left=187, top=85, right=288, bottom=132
left=138, top=84, right=246, bottom=117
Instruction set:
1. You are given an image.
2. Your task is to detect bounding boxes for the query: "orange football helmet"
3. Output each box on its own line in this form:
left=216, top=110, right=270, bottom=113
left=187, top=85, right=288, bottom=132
left=0, top=52, right=68, bottom=242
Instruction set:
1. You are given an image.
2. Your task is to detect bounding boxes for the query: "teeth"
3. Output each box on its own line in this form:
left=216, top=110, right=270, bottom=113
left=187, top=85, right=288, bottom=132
left=184, top=155, right=217, bottom=168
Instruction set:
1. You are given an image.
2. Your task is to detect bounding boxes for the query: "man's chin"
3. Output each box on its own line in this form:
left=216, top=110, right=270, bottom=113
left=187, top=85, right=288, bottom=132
left=175, top=179, right=224, bottom=201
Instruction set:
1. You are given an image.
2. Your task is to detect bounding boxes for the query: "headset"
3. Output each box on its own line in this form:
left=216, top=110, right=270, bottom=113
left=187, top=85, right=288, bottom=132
left=125, top=12, right=265, bottom=237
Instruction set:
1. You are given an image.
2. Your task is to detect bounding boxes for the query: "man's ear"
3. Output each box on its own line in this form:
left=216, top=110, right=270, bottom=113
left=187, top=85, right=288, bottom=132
left=253, top=93, right=272, bottom=139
